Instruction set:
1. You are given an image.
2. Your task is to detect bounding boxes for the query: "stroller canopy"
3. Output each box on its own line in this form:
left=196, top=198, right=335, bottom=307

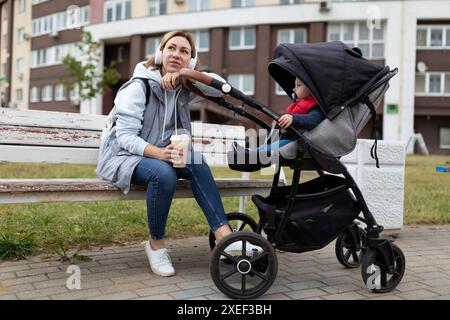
left=268, top=41, right=389, bottom=120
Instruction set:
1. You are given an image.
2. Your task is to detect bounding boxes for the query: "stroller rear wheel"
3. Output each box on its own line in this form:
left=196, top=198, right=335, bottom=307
left=361, top=243, right=405, bottom=293
left=210, top=231, right=277, bottom=300
left=335, top=224, right=366, bottom=268
left=209, top=212, right=258, bottom=251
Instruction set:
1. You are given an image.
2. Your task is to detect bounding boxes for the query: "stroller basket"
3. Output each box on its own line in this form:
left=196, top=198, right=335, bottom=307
left=252, top=175, right=361, bottom=253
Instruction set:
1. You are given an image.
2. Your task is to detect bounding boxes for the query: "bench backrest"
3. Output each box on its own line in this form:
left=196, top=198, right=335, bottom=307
left=0, top=108, right=245, bottom=167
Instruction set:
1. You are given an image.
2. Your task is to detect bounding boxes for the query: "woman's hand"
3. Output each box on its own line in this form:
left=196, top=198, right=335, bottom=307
left=146, top=144, right=183, bottom=164
left=278, top=114, right=293, bottom=129
left=161, top=72, right=180, bottom=89
left=144, top=144, right=175, bottom=162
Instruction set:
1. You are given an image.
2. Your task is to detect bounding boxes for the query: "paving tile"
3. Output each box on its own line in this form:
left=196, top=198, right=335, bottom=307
left=285, top=288, right=328, bottom=300
left=134, top=293, right=174, bottom=300
left=2, top=225, right=450, bottom=301
left=135, top=284, right=180, bottom=297
left=170, top=287, right=215, bottom=299
left=89, top=291, right=139, bottom=300
left=323, top=292, right=366, bottom=300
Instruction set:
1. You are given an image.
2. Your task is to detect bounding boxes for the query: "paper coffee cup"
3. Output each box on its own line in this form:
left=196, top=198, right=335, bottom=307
left=170, top=134, right=190, bottom=168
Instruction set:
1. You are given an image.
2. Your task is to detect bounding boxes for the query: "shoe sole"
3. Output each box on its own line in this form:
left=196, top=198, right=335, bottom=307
left=150, top=267, right=175, bottom=277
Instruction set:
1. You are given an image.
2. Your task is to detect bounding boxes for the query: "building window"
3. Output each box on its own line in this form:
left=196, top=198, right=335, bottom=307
left=228, top=74, right=255, bottom=95
left=440, top=127, right=450, bottom=149
left=417, top=25, right=450, bottom=48
left=148, top=0, right=166, bottom=16
left=192, top=30, right=209, bottom=52
left=231, top=0, right=255, bottom=7
left=117, top=46, right=124, bottom=63
left=16, top=58, right=25, bottom=78
left=188, top=0, right=208, bottom=12
left=18, top=0, right=26, bottom=13
left=18, top=28, right=25, bottom=43
left=32, top=43, right=78, bottom=68
left=429, top=74, right=441, bottom=93
left=41, top=85, right=53, bottom=102
left=30, top=86, right=39, bottom=103
left=277, top=28, right=307, bottom=45
left=229, top=27, right=256, bottom=50
left=3, top=5, right=8, bottom=19
left=16, top=89, right=23, bottom=104
left=328, top=22, right=385, bottom=59
left=430, top=28, right=443, bottom=47
left=70, top=84, right=80, bottom=103
left=415, top=74, right=426, bottom=94
left=55, top=84, right=66, bottom=101
left=280, top=0, right=303, bottom=4
left=2, top=35, right=7, bottom=49
left=415, top=72, right=450, bottom=96
left=31, top=6, right=89, bottom=37
left=145, top=37, right=161, bottom=58
left=416, top=28, right=427, bottom=46
left=105, top=0, right=131, bottom=22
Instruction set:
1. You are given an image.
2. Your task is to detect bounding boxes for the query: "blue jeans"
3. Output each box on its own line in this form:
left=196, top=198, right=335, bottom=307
left=131, top=151, right=229, bottom=240
left=255, top=139, right=292, bottom=152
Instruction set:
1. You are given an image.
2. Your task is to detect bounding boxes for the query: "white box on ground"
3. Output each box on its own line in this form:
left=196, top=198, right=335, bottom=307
left=341, top=139, right=406, bottom=230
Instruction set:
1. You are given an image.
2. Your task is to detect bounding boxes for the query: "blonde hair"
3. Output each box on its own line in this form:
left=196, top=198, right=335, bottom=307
left=145, top=30, right=199, bottom=71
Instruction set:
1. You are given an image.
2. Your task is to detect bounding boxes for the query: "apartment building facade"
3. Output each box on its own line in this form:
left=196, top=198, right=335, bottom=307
left=0, top=0, right=449, bottom=154
left=28, top=0, right=90, bottom=113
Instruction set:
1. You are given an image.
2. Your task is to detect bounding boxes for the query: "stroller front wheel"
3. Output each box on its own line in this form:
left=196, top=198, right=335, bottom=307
left=335, top=224, right=366, bottom=268
left=361, top=243, right=405, bottom=293
left=210, top=231, right=277, bottom=300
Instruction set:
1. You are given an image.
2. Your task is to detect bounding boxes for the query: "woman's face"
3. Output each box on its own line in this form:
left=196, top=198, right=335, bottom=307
left=161, top=36, right=192, bottom=75
left=294, top=78, right=311, bottom=100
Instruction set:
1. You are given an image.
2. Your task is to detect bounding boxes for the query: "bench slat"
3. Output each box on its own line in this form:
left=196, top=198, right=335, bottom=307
left=0, top=108, right=106, bottom=130
left=0, top=126, right=101, bottom=148
left=0, top=126, right=243, bottom=152
left=0, top=145, right=100, bottom=164
left=0, top=145, right=237, bottom=167
left=0, top=178, right=272, bottom=192
left=0, top=178, right=274, bottom=203
left=0, top=109, right=246, bottom=141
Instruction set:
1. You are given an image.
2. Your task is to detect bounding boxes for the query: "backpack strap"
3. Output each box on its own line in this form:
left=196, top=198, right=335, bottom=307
left=111, top=77, right=150, bottom=129
left=133, top=77, right=151, bottom=106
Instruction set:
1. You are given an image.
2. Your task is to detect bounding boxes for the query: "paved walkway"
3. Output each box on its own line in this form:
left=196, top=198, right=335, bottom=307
left=1, top=224, right=450, bottom=300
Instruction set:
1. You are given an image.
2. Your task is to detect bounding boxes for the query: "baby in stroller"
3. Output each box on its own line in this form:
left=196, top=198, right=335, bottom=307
left=230, top=77, right=324, bottom=170
left=253, top=77, right=324, bottom=153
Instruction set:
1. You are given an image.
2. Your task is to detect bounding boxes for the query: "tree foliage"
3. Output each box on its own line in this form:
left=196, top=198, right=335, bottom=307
left=62, top=28, right=120, bottom=102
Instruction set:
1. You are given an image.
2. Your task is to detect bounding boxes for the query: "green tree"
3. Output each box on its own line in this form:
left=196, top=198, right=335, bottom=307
left=62, top=28, right=119, bottom=103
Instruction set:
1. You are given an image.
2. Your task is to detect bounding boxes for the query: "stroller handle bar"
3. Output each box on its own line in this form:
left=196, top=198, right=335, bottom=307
left=179, top=69, right=282, bottom=122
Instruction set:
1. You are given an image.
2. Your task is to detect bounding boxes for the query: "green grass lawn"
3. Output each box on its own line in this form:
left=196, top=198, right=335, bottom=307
left=0, top=155, right=448, bottom=259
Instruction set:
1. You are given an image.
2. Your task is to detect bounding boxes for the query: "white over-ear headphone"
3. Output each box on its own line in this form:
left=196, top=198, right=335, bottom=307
left=154, top=43, right=198, bottom=70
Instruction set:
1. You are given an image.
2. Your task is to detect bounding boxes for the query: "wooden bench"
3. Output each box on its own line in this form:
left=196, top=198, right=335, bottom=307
left=0, top=108, right=281, bottom=210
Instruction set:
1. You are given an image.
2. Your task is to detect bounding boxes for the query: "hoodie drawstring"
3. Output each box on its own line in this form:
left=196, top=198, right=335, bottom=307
left=160, top=88, right=183, bottom=141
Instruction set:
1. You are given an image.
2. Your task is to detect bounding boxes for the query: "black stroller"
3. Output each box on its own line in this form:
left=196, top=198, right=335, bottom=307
left=180, top=41, right=406, bottom=299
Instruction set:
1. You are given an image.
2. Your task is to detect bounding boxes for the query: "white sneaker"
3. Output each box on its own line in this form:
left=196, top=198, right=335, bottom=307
left=218, top=240, right=263, bottom=256
left=144, top=241, right=175, bottom=277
